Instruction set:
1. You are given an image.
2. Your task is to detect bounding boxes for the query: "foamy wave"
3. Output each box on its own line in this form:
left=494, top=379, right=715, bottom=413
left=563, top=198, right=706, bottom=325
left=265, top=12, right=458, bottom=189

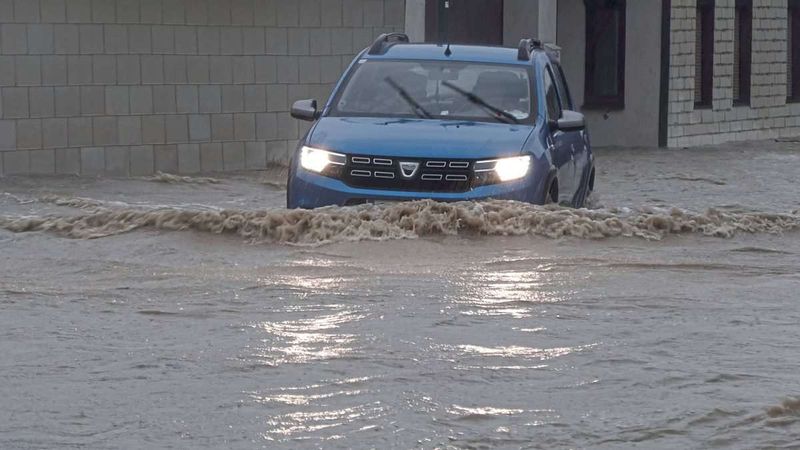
left=37, top=194, right=112, bottom=210
left=261, top=165, right=290, bottom=189
left=140, top=172, right=221, bottom=184
left=766, top=397, right=800, bottom=418
left=1, top=200, right=798, bottom=245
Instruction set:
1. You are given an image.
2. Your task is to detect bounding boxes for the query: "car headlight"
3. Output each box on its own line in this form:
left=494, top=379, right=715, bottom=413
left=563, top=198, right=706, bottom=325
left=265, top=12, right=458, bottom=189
left=299, top=146, right=346, bottom=174
left=474, top=155, right=531, bottom=183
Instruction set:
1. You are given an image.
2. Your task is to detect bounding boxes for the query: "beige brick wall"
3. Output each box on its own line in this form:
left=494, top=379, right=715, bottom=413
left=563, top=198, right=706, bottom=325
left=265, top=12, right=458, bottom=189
left=0, top=0, right=405, bottom=176
left=668, top=0, right=800, bottom=147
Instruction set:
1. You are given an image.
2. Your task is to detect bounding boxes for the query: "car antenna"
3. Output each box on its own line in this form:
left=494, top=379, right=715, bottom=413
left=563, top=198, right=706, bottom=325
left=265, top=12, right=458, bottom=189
left=441, top=0, right=452, bottom=56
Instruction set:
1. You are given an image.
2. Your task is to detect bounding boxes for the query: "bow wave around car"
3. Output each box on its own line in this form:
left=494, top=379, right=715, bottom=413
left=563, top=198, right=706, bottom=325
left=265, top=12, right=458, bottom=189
left=287, top=34, right=595, bottom=209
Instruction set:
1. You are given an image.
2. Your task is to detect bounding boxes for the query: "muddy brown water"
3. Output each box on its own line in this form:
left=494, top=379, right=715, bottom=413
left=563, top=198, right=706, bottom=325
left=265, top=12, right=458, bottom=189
left=1, top=142, right=800, bottom=449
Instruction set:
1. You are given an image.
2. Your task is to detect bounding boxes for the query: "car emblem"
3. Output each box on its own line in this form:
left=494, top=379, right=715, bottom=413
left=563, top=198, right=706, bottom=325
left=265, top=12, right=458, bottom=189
left=399, top=161, right=419, bottom=178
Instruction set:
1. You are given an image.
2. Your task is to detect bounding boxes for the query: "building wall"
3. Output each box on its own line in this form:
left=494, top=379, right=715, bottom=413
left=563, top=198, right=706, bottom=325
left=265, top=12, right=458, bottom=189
left=536, top=0, right=557, bottom=43
left=557, top=0, right=663, bottom=148
left=503, top=0, right=539, bottom=46
left=0, top=0, right=405, bottom=176
left=668, top=0, right=799, bottom=146
left=502, top=0, right=555, bottom=47
left=404, top=0, right=424, bottom=41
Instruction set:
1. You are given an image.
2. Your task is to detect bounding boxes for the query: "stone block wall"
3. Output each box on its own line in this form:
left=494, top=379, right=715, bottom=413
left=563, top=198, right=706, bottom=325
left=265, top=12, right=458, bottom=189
left=668, top=0, right=800, bottom=147
left=0, top=0, right=405, bottom=176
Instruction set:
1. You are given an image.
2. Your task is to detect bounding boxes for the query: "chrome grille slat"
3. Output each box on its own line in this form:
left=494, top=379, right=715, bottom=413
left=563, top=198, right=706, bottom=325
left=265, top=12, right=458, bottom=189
left=373, top=158, right=393, bottom=166
left=426, top=161, right=447, bottom=168
left=445, top=174, right=468, bottom=182
left=449, top=161, right=470, bottom=169
left=351, top=170, right=372, bottom=177
left=374, top=171, right=395, bottom=179
left=352, top=157, right=371, bottom=164
left=421, top=174, right=443, bottom=181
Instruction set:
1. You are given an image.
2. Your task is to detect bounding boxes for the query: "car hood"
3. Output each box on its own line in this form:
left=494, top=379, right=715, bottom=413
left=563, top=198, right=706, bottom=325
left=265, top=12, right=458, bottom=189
left=307, top=117, right=534, bottom=159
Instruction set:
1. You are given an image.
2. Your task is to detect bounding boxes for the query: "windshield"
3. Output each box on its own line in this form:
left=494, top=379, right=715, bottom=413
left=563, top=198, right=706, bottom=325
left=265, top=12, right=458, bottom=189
left=330, top=59, right=535, bottom=124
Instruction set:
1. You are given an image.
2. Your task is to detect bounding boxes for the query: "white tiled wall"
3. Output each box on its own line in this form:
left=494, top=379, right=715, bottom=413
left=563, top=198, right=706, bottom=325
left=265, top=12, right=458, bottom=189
left=668, top=0, right=800, bottom=147
left=0, top=0, right=405, bottom=175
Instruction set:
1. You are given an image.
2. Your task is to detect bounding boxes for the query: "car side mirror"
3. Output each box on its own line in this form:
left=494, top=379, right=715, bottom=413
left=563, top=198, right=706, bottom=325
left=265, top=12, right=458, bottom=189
left=291, top=99, right=320, bottom=121
left=556, top=110, right=585, bottom=132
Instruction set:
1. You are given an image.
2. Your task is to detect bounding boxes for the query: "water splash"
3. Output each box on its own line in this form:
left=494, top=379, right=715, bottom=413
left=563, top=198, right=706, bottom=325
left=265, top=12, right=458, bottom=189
left=766, top=397, right=800, bottom=418
left=1, top=199, right=798, bottom=245
left=139, top=172, right=221, bottom=184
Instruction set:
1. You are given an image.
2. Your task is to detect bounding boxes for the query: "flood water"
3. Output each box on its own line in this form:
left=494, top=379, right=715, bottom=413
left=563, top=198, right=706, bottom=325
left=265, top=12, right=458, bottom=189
left=1, top=140, right=799, bottom=449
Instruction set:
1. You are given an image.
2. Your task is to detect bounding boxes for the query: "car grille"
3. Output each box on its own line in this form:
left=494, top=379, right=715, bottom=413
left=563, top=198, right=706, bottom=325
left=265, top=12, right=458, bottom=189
left=342, top=155, right=474, bottom=193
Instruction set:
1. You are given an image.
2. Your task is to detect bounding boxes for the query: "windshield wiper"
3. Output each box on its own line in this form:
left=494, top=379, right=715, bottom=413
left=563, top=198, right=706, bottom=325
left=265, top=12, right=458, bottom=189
left=384, top=77, right=433, bottom=119
left=441, top=81, right=519, bottom=124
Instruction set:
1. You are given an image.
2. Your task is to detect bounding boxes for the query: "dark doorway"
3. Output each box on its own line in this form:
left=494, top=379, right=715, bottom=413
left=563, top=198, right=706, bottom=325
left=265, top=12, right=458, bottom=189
left=425, top=0, right=504, bottom=46
left=695, top=0, right=715, bottom=108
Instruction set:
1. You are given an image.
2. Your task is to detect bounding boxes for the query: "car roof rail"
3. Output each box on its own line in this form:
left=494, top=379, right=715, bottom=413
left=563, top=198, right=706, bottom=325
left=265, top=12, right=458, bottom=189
left=544, top=43, right=561, bottom=65
left=517, top=38, right=543, bottom=61
left=367, top=33, right=410, bottom=55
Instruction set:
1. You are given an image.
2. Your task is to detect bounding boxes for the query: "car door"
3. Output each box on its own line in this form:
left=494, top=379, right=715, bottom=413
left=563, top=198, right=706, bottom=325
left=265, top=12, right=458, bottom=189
left=543, top=66, right=574, bottom=202
left=552, top=63, right=588, bottom=194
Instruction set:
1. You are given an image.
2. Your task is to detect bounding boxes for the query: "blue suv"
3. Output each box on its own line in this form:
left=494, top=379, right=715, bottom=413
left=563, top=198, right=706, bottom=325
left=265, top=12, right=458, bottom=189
left=287, top=34, right=595, bottom=209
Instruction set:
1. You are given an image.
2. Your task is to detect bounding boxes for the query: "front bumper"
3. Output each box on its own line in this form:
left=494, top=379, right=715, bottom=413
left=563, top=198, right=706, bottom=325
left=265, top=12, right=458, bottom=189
left=288, top=168, right=547, bottom=209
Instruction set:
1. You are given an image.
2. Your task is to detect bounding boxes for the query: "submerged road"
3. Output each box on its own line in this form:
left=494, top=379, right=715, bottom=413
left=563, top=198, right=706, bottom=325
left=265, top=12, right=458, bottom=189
left=1, top=140, right=799, bottom=449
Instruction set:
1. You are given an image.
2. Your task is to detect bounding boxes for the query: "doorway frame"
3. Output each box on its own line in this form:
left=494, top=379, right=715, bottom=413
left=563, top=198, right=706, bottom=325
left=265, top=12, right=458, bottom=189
left=405, top=0, right=505, bottom=45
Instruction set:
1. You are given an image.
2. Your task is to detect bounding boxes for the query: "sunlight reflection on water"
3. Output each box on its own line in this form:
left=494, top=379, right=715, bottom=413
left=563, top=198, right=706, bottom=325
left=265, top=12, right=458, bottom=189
left=251, top=310, right=365, bottom=365
left=452, top=268, right=574, bottom=318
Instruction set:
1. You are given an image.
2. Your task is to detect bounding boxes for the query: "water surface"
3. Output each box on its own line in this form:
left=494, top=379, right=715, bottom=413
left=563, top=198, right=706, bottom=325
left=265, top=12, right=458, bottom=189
left=1, top=142, right=799, bottom=449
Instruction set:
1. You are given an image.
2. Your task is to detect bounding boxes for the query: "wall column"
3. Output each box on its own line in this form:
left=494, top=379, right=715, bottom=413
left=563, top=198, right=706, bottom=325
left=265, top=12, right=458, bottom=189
left=503, top=0, right=559, bottom=46
left=537, top=0, right=558, bottom=43
left=405, top=0, right=427, bottom=42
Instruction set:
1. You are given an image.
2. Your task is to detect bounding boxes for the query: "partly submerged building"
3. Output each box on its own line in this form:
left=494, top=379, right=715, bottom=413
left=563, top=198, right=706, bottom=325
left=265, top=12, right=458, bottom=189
left=409, top=0, right=800, bottom=148
left=0, top=0, right=798, bottom=175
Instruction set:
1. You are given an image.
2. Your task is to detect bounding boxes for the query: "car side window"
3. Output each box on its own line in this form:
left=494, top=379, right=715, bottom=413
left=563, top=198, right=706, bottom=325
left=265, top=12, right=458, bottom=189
left=553, top=64, right=574, bottom=111
left=544, top=67, right=562, bottom=120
